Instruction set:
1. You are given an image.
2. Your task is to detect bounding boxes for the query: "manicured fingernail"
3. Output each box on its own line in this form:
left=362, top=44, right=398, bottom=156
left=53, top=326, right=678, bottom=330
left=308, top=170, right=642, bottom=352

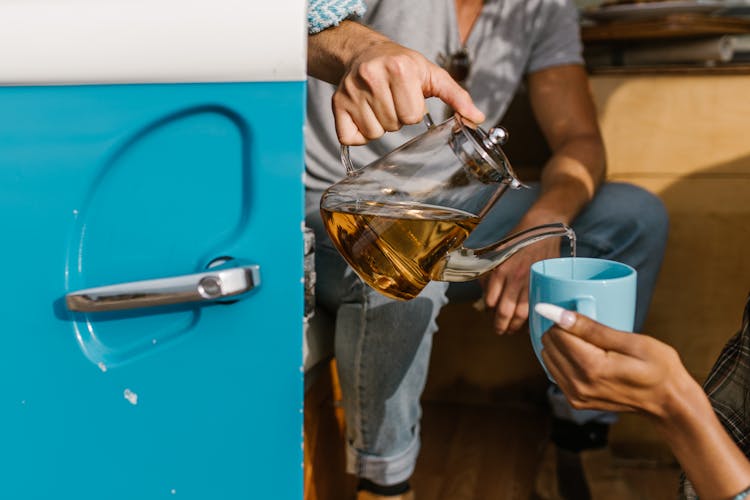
left=535, top=303, right=576, bottom=328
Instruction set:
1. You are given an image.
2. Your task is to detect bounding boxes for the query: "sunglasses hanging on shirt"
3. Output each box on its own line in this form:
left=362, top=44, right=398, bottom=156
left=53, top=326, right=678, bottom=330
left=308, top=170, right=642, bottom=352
left=437, top=46, right=472, bottom=87
left=437, top=46, right=472, bottom=119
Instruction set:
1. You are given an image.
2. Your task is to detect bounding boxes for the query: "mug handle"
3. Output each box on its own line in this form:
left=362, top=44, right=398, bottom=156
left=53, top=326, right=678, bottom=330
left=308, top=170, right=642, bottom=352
left=574, top=295, right=597, bottom=321
left=339, top=113, right=437, bottom=175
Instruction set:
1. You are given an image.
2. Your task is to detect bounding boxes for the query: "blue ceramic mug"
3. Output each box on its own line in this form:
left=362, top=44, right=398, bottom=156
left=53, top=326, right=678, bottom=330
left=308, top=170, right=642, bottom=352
left=529, top=257, right=637, bottom=382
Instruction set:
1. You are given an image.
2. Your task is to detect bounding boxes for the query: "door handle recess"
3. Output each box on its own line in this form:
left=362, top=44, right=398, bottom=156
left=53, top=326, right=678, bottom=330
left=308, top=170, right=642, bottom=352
left=65, top=265, right=260, bottom=313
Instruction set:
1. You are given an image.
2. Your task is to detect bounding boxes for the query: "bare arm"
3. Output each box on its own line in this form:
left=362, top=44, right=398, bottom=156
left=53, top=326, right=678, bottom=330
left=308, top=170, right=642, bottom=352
left=538, top=304, right=750, bottom=500
left=525, top=64, right=605, bottom=226
left=307, top=20, right=485, bottom=145
left=482, top=64, right=605, bottom=334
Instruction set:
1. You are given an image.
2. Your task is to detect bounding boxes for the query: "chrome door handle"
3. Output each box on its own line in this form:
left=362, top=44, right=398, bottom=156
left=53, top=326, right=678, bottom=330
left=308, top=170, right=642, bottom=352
left=65, top=265, right=260, bottom=313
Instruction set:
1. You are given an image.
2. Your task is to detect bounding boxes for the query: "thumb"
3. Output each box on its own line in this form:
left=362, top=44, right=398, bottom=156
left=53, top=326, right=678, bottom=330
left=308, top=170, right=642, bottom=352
left=425, top=66, right=485, bottom=124
left=534, top=303, right=633, bottom=354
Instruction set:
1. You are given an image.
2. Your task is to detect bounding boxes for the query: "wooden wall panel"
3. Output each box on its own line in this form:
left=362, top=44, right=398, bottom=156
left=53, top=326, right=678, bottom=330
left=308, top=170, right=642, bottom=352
left=590, top=75, right=750, bottom=383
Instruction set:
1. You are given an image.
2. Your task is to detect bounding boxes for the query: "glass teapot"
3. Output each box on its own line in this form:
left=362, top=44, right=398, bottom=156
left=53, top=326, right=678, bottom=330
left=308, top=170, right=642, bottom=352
left=320, top=114, right=573, bottom=301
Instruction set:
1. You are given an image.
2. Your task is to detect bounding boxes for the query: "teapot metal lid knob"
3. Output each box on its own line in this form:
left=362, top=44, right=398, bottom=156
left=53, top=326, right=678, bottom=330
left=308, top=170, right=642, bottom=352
left=487, top=126, right=509, bottom=145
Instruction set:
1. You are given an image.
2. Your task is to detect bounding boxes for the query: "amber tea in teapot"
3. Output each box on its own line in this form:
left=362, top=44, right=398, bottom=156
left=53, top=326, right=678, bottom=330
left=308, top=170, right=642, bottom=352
left=322, top=200, right=481, bottom=300
left=320, top=115, right=574, bottom=301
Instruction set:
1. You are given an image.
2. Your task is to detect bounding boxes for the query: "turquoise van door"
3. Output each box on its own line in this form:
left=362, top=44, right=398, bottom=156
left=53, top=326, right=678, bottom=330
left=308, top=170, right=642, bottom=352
left=0, top=1, right=306, bottom=499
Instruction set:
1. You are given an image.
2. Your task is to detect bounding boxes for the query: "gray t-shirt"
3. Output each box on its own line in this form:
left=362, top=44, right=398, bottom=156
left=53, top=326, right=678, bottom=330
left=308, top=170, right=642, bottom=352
left=305, top=0, right=583, bottom=193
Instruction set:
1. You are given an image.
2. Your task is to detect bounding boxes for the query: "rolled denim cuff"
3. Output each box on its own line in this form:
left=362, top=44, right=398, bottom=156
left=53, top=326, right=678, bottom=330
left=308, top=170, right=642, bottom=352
left=308, top=0, right=367, bottom=34
left=734, top=486, right=750, bottom=500
left=345, top=429, right=421, bottom=486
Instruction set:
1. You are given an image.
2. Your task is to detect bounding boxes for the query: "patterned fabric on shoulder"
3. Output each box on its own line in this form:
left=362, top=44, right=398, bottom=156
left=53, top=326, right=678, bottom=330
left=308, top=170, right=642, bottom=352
left=681, top=293, right=750, bottom=499
left=308, top=0, right=367, bottom=34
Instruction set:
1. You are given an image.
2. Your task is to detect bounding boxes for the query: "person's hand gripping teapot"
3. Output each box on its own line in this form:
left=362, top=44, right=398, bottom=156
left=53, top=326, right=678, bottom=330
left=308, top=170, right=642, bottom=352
left=320, top=114, right=574, bottom=301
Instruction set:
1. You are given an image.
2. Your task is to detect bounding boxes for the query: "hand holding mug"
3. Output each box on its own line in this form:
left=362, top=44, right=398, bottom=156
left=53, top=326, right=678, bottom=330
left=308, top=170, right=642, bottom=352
left=536, top=303, right=686, bottom=418
left=528, top=257, right=637, bottom=382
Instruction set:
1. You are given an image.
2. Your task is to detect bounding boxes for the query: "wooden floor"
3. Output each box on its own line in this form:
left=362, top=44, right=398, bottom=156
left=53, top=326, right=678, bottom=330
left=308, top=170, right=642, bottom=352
left=304, top=363, right=682, bottom=500
left=413, top=400, right=682, bottom=500
left=412, top=400, right=547, bottom=499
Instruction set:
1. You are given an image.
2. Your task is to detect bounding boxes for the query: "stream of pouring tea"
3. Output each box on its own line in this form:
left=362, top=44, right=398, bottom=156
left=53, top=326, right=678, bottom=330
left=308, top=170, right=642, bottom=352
left=566, top=226, right=577, bottom=279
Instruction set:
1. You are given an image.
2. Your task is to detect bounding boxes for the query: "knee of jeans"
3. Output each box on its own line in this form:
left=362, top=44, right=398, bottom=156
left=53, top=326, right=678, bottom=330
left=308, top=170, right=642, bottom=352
left=362, top=281, right=449, bottom=342
left=607, top=183, right=669, bottom=244
left=633, top=188, right=669, bottom=248
left=419, top=281, right=450, bottom=309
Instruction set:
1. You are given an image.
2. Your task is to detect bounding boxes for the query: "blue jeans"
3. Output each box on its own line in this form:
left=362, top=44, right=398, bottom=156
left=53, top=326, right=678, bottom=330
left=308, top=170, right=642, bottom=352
left=305, top=182, right=669, bottom=485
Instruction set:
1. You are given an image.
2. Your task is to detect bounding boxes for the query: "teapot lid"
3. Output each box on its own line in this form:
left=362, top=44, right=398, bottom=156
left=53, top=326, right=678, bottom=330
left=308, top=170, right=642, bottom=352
left=455, top=116, right=523, bottom=189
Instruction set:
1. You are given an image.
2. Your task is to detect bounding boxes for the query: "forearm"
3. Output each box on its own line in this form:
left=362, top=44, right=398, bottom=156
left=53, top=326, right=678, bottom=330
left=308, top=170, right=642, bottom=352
left=656, top=370, right=750, bottom=500
left=541, top=307, right=750, bottom=498
left=307, top=20, right=390, bottom=84
left=518, top=134, right=605, bottom=227
left=520, top=65, right=606, bottom=228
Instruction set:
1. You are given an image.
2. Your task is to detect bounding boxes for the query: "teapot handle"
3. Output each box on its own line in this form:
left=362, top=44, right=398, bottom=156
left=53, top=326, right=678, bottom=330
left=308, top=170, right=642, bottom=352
left=340, top=113, right=437, bottom=175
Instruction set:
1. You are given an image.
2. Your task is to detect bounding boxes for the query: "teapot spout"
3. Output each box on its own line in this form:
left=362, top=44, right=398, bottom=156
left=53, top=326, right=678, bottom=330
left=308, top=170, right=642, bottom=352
left=433, top=223, right=575, bottom=282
